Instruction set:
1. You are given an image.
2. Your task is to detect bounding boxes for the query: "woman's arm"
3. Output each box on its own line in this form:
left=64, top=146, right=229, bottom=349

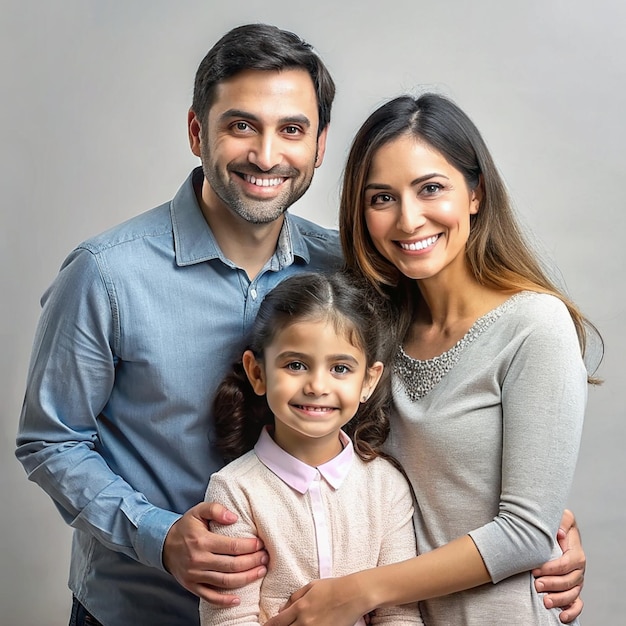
left=265, top=535, right=489, bottom=626
left=265, top=296, right=587, bottom=626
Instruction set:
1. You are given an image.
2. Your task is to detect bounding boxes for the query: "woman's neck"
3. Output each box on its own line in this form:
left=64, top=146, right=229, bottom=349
left=406, top=270, right=511, bottom=360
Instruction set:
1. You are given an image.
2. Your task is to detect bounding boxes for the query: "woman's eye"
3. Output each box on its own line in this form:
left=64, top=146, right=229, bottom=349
left=422, top=183, right=442, bottom=194
left=370, top=193, right=393, bottom=205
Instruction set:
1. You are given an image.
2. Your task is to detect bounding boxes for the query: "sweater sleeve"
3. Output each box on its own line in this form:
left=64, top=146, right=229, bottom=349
left=468, top=295, right=587, bottom=582
left=200, top=472, right=263, bottom=626
left=371, top=463, right=425, bottom=625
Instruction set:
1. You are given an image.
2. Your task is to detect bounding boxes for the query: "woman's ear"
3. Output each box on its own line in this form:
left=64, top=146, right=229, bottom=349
left=242, top=350, right=266, bottom=396
left=361, top=361, right=384, bottom=403
left=470, top=175, right=484, bottom=215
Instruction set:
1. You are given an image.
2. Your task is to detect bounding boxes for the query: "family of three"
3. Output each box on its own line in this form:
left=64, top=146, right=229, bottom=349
left=16, top=22, right=598, bottom=626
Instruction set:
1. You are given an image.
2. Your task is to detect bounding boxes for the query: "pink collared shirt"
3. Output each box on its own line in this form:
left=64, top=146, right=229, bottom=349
left=254, top=427, right=354, bottom=579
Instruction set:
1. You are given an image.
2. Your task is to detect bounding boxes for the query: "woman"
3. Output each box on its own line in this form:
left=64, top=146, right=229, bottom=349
left=265, top=93, right=599, bottom=625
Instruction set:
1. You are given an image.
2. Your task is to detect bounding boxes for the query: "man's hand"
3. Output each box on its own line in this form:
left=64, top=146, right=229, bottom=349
left=163, top=501, right=268, bottom=606
left=533, top=509, right=585, bottom=623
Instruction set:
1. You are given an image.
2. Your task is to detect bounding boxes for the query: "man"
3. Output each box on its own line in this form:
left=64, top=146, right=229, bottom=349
left=16, top=24, right=585, bottom=626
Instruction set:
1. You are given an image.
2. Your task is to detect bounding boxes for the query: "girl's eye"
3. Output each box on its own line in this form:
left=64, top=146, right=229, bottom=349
left=286, top=361, right=305, bottom=371
left=332, top=364, right=351, bottom=375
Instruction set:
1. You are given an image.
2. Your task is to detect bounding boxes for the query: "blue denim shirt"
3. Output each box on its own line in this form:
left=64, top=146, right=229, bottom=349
left=16, top=168, right=343, bottom=625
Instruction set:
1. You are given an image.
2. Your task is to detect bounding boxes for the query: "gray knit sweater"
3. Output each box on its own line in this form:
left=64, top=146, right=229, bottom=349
left=386, top=291, right=587, bottom=625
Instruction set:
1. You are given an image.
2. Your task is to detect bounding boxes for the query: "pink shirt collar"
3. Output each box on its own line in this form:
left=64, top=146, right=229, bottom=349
left=254, top=427, right=354, bottom=495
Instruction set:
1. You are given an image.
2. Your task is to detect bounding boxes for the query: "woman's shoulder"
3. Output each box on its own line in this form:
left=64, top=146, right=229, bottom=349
left=506, top=291, right=573, bottom=327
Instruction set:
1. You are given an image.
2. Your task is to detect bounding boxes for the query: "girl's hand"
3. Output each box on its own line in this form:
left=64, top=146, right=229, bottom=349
left=264, top=576, right=367, bottom=626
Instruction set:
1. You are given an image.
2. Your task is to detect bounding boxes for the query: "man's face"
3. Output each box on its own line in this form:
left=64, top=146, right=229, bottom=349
left=189, top=68, right=328, bottom=224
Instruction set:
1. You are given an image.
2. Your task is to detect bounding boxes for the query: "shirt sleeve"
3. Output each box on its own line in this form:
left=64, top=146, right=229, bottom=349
left=15, top=247, right=180, bottom=570
left=469, top=296, right=588, bottom=582
left=200, top=473, right=262, bottom=626
left=371, top=465, right=425, bottom=626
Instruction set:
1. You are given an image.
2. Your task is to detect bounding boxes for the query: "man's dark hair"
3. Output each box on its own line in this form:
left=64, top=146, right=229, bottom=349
left=192, top=23, right=335, bottom=136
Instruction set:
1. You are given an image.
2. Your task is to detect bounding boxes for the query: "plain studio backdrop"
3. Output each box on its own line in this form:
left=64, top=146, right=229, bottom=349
left=1, top=1, right=623, bottom=624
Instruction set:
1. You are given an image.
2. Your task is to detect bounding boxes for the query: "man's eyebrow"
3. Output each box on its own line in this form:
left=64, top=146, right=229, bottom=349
left=218, top=109, right=312, bottom=128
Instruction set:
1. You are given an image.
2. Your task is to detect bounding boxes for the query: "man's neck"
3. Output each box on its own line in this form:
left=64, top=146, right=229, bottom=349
left=195, top=178, right=284, bottom=280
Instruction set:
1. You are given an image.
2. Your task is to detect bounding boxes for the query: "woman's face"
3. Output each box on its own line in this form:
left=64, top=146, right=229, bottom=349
left=363, top=135, right=481, bottom=282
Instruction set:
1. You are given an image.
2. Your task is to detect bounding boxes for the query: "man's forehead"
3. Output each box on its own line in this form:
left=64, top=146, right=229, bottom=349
left=209, top=68, right=319, bottom=121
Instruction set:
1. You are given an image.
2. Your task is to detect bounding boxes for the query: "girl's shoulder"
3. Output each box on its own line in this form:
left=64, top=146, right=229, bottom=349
left=352, top=455, right=413, bottom=492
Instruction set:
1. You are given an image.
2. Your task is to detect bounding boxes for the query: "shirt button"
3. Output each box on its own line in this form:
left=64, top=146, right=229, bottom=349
left=251, top=288, right=258, bottom=299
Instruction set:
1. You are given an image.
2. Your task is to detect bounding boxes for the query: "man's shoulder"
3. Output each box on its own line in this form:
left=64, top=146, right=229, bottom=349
left=287, top=213, right=342, bottom=269
left=288, top=213, right=339, bottom=242
left=78, top=201, right=173, bottom=255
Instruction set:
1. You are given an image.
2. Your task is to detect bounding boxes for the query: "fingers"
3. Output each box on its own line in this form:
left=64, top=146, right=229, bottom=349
left=532, top=552, right=586, bottom=576
left=558, top=598, right=584, bottom=624
left=534, top=567, right=584, bottom=594
left=194, top=500, right=238, bottom=525
left=264, top=584, right=313, bottom=625
left=557, top=509, right=576, bottom=535
left=191, top=565, right=268, bottom=607
left=194, top=550, right=269, bottom=579
left=542, top=584, right=583, bottom=610
left=163, top=501, right=268, bottom=605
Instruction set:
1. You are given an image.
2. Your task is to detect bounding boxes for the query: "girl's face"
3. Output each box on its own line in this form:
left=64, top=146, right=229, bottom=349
left=363, top=135, right=481, bottom=283
left=243, top=318, right=383, bottom=466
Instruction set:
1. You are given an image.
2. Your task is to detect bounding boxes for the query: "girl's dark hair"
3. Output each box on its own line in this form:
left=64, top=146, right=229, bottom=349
left=340, top=92, right=602, bottom=382
left=213, top=271, right=398, bottom=463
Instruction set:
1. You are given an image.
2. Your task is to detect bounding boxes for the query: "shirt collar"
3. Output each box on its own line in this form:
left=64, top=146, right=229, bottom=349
left=254, top=427, right=354, bottom=494
left=171, top=167, right=311, bottom=268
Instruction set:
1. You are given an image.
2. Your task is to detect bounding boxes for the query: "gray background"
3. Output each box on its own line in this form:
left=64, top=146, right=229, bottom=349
left=1, top=1, right=623, bottom=624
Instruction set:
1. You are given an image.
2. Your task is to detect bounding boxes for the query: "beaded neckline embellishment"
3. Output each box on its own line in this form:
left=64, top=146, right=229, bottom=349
left=393, top=292, right=531, bottom=402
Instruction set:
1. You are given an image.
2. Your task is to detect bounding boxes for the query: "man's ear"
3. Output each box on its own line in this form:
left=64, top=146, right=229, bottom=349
left=314, top=125, right=329, bottom=168
left=188, top=109, right=202, bottom=158
left=242, top=350, right=266, bottom=396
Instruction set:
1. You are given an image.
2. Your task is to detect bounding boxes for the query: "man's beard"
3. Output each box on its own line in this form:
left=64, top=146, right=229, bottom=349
left=199, top=138, right=316, bottom=224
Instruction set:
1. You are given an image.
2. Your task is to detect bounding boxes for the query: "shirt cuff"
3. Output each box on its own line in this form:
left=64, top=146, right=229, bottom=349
left=135, top=507, right=182, bottom=571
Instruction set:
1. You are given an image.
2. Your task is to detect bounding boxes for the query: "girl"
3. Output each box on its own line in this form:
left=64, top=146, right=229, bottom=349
left=265, top=93, right=600, bottom=625
left=199, top=271, right=424, bottom=625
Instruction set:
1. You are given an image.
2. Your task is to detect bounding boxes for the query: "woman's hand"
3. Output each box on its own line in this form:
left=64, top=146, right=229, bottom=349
left=533, top=509, right=585, bottom=623
left=264, top=576, right=367, bottom=626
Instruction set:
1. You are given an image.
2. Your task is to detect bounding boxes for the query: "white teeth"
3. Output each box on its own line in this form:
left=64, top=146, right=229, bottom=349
left=400, top=235, right=439, bottom=251
left=244, top=174, right=284, bottom=187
